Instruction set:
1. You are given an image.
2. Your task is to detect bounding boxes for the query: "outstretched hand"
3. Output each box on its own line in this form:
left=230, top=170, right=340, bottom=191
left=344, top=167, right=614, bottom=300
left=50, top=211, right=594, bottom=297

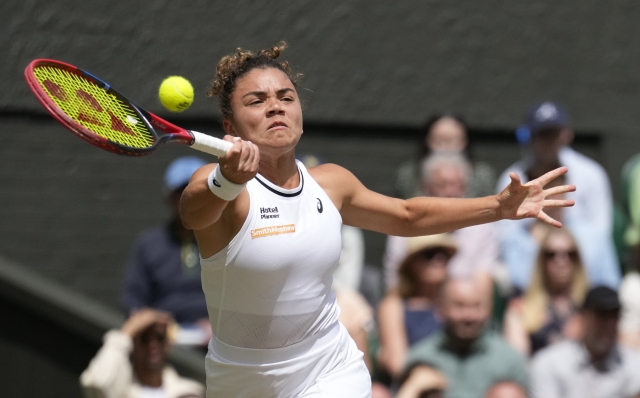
left=497, top=166, right=576, bottom=228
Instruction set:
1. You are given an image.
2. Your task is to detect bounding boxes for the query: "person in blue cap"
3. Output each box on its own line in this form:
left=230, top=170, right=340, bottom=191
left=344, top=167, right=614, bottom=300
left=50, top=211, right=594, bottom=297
left=496, top=102, right=620, bottom=292
left=121, top=156, right=210, bottom=345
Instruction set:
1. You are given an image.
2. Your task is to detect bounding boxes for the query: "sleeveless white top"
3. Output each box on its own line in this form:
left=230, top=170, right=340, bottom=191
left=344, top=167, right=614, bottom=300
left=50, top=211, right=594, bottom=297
left=200, top=161, right=342, bottom=349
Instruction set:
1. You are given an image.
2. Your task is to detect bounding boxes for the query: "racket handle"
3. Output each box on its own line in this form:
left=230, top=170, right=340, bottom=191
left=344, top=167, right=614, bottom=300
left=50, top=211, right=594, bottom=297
left=189, top=131, right=233, bottom=157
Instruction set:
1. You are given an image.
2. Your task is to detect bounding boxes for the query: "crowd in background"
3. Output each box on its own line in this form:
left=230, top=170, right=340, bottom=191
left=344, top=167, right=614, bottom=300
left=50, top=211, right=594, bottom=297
left=80, top=101, right=640, bottom=398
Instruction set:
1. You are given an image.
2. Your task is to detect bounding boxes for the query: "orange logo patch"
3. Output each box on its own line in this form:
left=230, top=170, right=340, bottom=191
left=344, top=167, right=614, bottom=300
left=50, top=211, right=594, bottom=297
left=250, top=224, right=296, bottom=239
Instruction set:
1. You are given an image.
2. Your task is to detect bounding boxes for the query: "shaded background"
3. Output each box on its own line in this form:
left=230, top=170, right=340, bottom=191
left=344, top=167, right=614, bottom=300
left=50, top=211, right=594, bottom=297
left=0, top=0, right=639, bottom=394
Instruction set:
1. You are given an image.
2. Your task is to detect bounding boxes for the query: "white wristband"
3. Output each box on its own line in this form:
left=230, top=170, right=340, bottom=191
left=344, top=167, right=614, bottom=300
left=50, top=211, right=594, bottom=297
left=207, top=166, right=246, bottom=201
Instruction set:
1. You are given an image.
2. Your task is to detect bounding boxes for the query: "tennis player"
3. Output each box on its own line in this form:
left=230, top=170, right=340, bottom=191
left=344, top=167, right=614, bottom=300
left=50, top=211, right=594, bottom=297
left=180, top=43, right=575, bottom=398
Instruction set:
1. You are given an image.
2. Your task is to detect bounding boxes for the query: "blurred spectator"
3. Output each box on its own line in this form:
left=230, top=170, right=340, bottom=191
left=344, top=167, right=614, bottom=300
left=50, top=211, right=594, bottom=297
left=496, top=101, right=620, bottom=290
left=619, top=251, right=640, bottom=350
left=531, top=286, right=640, bottom=398
left=395, top=113, right=496, bottom=199
left=385, top=152, right=500, bottom=290
left=395, top=362, right=447, bottom=398
left=405, top=279, right=529, bottom=398
left=377, top=234, right=456, bottom=378
left=121, top=157, right=209, bottom=344
left=80, top=309, right=205, bottom=398
left=484, top=381, right=528, bottom=398
left=503, top=226, right=587, bottom=356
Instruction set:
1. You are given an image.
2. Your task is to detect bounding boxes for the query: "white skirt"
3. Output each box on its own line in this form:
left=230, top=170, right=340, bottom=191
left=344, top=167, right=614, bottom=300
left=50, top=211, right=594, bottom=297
left=205, top=321, right=371, bottom=398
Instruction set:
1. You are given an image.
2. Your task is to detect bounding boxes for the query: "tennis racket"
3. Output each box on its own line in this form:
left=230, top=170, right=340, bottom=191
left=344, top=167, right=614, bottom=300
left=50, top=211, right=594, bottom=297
left=24, top=59, right=232, bottom=157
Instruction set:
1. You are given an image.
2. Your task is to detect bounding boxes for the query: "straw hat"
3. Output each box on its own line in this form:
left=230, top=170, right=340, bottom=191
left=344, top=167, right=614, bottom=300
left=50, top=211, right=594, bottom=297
left=399, top=234, right=458, bottom=275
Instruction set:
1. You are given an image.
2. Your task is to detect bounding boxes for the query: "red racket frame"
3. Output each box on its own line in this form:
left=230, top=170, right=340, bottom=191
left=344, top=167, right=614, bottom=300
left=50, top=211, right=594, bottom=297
left=24, top=59, right=196, bottom=156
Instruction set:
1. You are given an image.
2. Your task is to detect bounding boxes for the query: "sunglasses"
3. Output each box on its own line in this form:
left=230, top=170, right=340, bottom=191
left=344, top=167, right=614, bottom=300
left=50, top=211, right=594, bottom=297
left=420, top=248, right=451, bottom=261
left=543, top=249, right=578, bottom=261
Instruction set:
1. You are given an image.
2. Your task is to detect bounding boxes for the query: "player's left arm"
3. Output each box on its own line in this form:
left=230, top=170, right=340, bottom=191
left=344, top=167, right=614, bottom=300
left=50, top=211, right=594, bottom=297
left=312, top=164, right=575, bottom=237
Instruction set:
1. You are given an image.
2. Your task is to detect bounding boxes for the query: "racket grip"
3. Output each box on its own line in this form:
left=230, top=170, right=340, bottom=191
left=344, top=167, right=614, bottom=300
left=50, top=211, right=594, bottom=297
left=189, top=131, right=233, bottom=157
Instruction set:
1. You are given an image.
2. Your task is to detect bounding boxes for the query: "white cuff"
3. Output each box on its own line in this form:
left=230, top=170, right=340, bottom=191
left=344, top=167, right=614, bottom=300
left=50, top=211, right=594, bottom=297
left=207, top=166, right=246, bottom=201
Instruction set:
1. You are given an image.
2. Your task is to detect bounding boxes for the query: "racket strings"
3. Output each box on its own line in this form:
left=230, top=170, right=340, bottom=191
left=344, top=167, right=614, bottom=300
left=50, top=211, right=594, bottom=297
left=33, top=66, right=155, bottom=149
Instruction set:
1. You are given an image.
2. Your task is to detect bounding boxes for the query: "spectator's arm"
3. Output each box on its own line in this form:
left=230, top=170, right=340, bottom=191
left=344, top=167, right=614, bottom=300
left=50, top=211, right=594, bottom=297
left=79, top=330, right=134, bottom=398
left=396, top=364, right=447, bottom=398
left=377, top=292, right=409, bottom=378
left=503, top=299, right=531, bottom=356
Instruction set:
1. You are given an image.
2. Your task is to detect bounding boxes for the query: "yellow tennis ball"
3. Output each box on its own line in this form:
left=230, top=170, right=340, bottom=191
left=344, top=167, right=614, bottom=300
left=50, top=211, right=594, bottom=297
left=159, top=76, right=194, bottom=112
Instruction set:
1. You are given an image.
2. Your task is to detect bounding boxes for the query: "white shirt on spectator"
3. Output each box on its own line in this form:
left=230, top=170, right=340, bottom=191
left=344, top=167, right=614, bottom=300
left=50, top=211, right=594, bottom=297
left=530, top=340, right=640, bottom=398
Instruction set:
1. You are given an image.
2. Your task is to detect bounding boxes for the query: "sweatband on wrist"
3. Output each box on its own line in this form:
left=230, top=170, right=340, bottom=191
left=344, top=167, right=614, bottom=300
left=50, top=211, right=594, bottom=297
left=207, top=166, right=246, bottom=201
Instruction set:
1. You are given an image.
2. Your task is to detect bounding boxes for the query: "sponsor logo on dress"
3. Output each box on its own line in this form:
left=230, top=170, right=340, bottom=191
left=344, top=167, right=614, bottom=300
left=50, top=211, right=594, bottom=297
left=316, top=198, right=323, bottom=213
left=260, top=206, right=279, bottom=219
left=250, top=224, right=296, bottom=239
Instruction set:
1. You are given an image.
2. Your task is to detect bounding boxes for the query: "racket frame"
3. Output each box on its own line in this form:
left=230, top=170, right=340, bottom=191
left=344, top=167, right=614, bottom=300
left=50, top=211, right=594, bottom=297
left=25, top=59, right=197, bottom=156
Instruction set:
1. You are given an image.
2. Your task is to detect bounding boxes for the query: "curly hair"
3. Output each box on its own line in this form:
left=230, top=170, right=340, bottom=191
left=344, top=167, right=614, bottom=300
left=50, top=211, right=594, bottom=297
left=207, top=41, right=302, bottom=118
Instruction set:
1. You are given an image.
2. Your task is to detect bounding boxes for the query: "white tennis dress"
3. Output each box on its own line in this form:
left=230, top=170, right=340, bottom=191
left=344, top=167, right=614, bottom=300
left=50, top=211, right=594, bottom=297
left=201, top=161, right=371, bottom=398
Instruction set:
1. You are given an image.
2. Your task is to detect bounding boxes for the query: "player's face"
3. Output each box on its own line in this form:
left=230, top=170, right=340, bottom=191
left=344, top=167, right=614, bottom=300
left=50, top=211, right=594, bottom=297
left=225, top=68, right=303, bottom=155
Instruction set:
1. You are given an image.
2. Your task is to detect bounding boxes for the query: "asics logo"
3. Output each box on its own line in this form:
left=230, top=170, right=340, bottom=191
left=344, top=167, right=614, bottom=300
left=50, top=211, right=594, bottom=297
left=316, top=198, right=323, bottom=213
left=212, top=179, right=221, bottom=187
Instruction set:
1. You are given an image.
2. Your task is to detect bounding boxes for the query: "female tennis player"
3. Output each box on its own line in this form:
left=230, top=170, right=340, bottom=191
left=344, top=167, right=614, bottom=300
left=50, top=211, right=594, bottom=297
left=180, top=42, right=575, bottom=398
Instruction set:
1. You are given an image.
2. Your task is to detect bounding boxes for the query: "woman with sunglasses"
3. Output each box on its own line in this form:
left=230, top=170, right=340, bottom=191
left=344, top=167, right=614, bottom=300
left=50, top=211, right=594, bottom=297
left=377, top=234, right=457, bottom=380
left=503, top=226, right=589, bottom=356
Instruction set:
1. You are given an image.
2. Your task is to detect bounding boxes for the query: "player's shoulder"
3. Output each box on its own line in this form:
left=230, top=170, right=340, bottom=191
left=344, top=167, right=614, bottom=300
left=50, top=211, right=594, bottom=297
left=307, top=163, right=357, bottom=186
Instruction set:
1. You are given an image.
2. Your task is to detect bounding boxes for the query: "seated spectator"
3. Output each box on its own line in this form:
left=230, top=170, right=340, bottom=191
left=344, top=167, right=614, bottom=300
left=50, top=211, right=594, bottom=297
left=619, top=250, right=640, bottom=350
left=484, top=381, right=528, bottom=398
left=503, top=226, right=588, bottom=356
left=80, top=309, right=205, bottom=398
left=497, top=101, right=620, bottom=290
left=531, top=286, right=640, bottom=398
left=395, top=113, right=496, bottom=199
left=121, top=157, right=210, bottom=344
left=377, top=234, right=456, bottom=378
left=385, top=152, right=500, bottom=290
left=618, top=154, right=640, bottom=350
left=396, top=363, right=447, bottom=398
left=405, top=279, right=529, bottom=398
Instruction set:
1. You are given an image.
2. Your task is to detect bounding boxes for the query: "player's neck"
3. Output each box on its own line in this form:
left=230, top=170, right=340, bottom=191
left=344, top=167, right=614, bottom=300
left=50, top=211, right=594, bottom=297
left=258, top=152, right=300, bottom=189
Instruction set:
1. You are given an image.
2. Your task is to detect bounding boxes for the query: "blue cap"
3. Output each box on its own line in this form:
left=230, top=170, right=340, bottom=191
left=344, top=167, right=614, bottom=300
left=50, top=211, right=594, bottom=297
left=164, top=156, right=207, bottom=191
left=524, top=101, right=569, bottom=134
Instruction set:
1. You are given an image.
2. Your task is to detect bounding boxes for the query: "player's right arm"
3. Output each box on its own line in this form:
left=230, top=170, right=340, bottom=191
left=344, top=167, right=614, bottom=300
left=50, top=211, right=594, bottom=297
left=180, top=136, right=259, bottom=257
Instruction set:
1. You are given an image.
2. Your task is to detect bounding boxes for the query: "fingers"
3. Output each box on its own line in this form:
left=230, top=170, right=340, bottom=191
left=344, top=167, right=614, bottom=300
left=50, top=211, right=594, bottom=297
left=537, top=210, right=563, bottom=228
left=543, top=199, right=575, bottom=208
left=508, top=172, right=522, bottom=186
left=218, top=136, right=260, bottom=184
left=544, top=184, right=576, bottom=197
left=535, top=166, right=569, bottom=186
